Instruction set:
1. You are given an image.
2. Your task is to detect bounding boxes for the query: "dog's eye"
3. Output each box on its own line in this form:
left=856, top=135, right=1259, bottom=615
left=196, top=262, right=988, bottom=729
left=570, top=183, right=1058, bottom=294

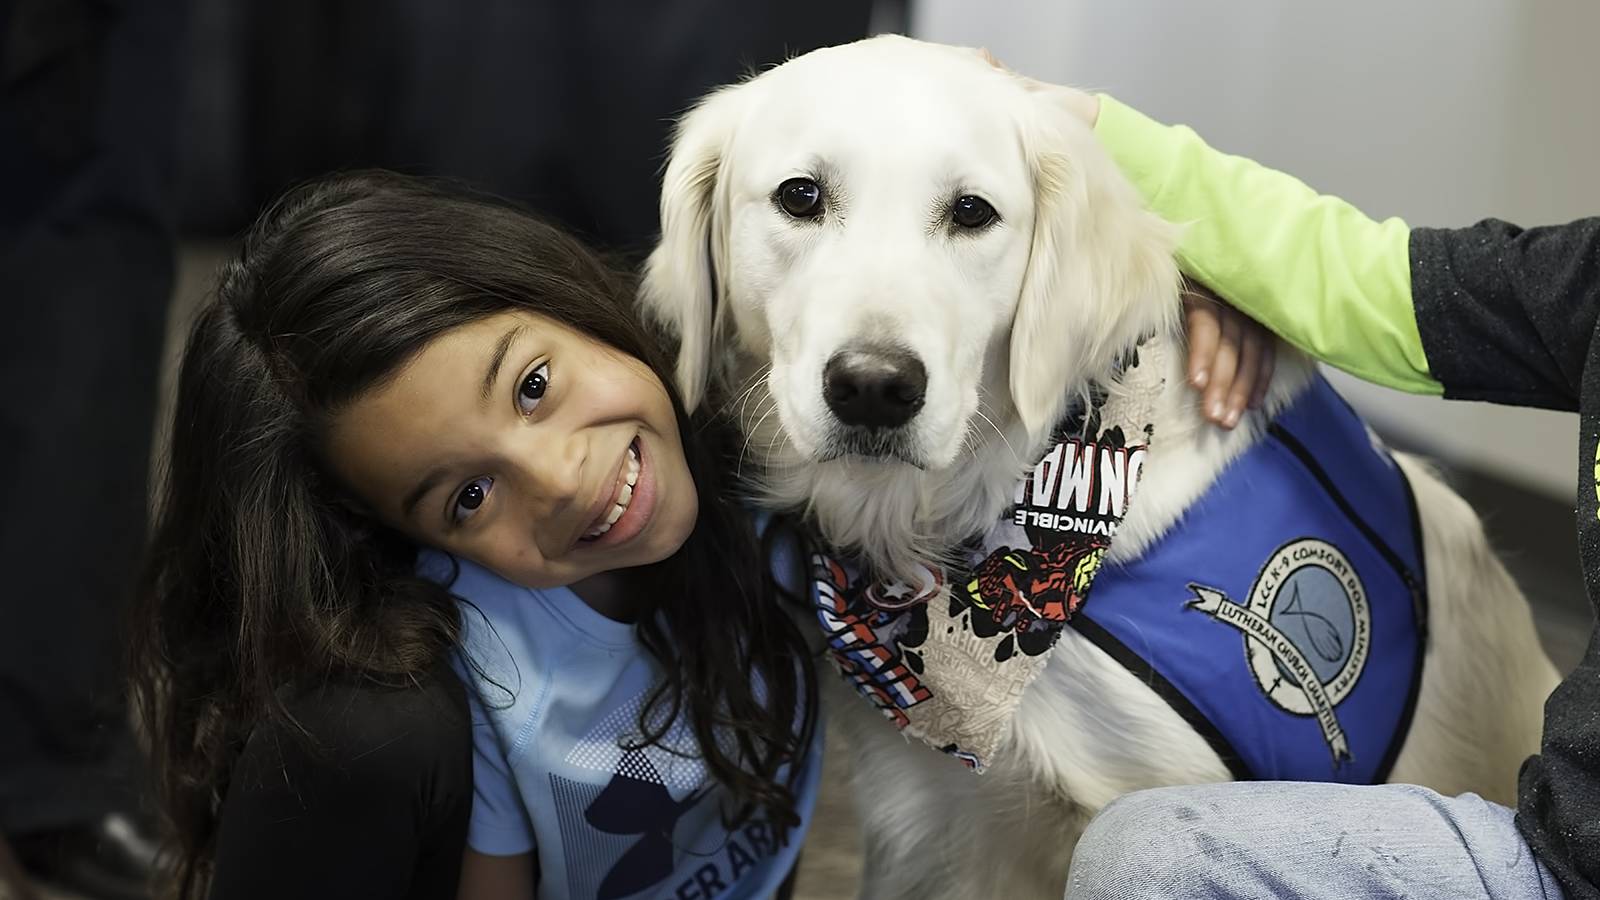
left=776, top=178, right=824, bottom=219
left=952, top=195, right=998, bottom=229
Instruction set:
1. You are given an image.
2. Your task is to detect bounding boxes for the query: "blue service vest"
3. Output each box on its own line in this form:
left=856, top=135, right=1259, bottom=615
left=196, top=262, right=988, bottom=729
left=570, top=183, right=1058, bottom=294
left=1072, top=375, right=1427, bottom=783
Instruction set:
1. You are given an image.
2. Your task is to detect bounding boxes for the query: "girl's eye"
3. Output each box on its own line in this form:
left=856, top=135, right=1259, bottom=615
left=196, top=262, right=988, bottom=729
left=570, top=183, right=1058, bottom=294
left=517, top=363, right=550, bottom=415
left=451, top=476, right=493, bottom=524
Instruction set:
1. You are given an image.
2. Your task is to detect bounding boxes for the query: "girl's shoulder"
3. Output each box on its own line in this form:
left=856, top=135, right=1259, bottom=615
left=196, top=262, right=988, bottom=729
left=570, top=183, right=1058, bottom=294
left=418, top=549, right=526, bottom=614
left=419, top=549, right=639, bottom=684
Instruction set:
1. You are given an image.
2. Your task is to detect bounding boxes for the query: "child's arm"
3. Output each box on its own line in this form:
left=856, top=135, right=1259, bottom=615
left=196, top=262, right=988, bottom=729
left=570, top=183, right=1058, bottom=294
left=1094, top=95, right=1600, bottom=411
left=1402, top=218, right=1600, bottom=410
left=1093, top=96, right=1433, bottom=396
left=458, top=686, right=539, bottom=860
left=458, top=850, right=536, bottom=900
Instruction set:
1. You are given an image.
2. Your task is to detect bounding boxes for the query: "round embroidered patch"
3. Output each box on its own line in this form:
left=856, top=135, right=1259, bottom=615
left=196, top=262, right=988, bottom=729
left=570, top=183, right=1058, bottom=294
left=1243, top=538, right=1372, bottom=717
left=1186, top=537, right=1373, bottom=764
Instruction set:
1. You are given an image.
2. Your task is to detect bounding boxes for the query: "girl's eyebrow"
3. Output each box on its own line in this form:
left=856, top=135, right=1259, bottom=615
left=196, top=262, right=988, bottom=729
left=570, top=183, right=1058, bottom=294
left=480, top=325, right=527, bottom=402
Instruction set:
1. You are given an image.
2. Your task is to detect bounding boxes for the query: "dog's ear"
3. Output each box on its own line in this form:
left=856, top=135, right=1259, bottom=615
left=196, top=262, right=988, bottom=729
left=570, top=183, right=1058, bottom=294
left=640, top=84, right=751, bottom=412
left=1009, top=90, right=1181, bottom=438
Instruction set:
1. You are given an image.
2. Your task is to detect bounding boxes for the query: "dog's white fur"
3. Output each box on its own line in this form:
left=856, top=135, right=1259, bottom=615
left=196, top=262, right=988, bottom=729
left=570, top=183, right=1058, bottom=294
left=642, top=35, right=1560, bottom=899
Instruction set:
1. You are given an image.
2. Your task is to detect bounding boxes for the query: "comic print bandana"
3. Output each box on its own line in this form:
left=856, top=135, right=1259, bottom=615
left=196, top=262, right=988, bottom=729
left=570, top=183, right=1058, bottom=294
left=810, top=337, right=1167, bottom=772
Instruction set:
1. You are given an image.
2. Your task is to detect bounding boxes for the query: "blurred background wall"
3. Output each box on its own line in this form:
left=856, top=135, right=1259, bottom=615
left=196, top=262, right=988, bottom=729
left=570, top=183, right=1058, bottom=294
left=915, top=0, right=1600, bottom=499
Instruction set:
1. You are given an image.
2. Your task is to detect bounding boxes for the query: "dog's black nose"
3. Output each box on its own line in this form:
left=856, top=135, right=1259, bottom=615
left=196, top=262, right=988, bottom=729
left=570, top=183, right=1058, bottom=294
left=823, top=345, right=927, bottom=430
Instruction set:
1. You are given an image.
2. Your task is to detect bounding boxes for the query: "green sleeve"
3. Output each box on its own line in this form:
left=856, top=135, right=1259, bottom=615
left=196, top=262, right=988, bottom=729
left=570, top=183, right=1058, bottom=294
left=1094, top=96, right=1442, bottom=396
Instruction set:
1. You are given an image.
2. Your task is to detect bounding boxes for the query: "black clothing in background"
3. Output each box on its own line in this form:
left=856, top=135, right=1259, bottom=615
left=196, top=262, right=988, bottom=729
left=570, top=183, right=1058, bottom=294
left=180, top=0, right=881, bottom=252
left=208, top=670, right=472, bottom=900
left=0, top=0, right=185, bottom=835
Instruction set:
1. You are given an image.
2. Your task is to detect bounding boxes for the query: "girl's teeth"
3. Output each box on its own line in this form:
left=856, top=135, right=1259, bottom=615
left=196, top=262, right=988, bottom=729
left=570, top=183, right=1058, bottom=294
left=585, top=442, right=641, bottom=540
left=603, top=499, right=626, bottom=526
left=585, top=501, right=625, bottom=539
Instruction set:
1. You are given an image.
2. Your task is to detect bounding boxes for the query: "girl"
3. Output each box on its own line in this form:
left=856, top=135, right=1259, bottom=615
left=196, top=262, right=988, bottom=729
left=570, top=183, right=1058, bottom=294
left=129, top=171, right=819, bottom=900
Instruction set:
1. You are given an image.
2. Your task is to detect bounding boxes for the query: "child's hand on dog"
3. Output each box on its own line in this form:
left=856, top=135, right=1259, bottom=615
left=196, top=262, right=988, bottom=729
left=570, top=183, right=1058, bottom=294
left=1183, top=283, right=1276, bottom=429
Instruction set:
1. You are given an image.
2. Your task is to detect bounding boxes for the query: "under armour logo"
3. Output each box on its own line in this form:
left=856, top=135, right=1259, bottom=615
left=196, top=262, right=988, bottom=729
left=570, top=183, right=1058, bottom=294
left=587, top=750, right=710, bottom=899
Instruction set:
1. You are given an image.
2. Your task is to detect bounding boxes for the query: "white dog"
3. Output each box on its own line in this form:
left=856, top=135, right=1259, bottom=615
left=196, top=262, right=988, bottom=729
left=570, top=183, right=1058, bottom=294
left=641, top=35, right=1559, bottom=900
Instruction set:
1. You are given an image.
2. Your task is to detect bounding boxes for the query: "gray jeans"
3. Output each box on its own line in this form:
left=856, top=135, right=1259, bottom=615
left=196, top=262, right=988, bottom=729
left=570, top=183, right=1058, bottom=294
left=1066, top=782, right=1565, bottom=899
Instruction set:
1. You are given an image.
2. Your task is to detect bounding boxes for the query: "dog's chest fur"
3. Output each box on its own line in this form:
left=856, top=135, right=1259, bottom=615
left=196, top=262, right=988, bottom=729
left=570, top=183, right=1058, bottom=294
left=743, top=330, right=1315, bottom=780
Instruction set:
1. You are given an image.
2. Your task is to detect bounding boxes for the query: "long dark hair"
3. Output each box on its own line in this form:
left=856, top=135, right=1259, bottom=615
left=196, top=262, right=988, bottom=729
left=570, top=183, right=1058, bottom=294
left=129, top=171, right=817, bottom=897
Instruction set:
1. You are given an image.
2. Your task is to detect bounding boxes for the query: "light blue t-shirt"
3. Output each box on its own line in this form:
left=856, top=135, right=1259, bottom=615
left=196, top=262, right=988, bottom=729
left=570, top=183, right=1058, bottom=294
left=420, top=552, right=821, bottom=900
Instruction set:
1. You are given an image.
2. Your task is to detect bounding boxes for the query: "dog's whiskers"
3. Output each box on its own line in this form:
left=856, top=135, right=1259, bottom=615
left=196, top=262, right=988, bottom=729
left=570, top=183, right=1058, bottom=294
left=720, top=363, right=774, bottom=423
left=761, top=414, right=793, bottom=473
left=740, top=397, right=781, bottom=480
left=956, top=423, right=984, bottom=461
left=973, top=407, right=1022, bottom=464
left=741, top=366, right=775, bottom=421
left=971, top=384, right=1023, bottom=464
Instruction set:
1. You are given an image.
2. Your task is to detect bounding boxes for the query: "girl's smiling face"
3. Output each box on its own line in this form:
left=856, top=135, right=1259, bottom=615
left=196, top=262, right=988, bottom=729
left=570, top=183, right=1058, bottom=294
left=326, top=310, right=699, bottom=588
